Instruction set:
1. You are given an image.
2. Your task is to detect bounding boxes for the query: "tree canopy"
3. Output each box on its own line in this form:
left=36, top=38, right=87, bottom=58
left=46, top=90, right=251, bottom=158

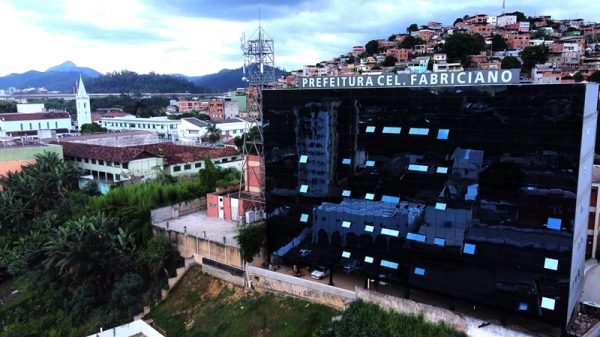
left=589, top=70, right=600, bottom=82
left=443, top=33, right=485, bottom=65
left=519, top=45, right=549, bottom=74
left=399, top=36, right=425, bottom=49
left=365, top=40, right=380, bottom=55
left=87, top=70, right=206, bottom=94
left=80, top=123, right=107, bottom=134
left=501, top=56, right=522, bottom=69
left=382, top=56, right=398, bottom=67
left=406, top=23, right=419, bottom=33
left=491, top=34, right=507, bottom=51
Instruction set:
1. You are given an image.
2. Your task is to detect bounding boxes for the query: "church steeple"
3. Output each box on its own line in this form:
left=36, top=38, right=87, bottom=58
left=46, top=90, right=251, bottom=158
left=75, top=75, right=91, bottom=130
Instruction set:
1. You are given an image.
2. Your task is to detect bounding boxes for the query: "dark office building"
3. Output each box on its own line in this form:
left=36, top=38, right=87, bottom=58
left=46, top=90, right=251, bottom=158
left=263, top=83, right=599, bottom=327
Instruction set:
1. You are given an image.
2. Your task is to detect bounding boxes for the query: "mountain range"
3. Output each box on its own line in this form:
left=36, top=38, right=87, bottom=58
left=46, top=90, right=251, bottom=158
left=0, top=61, right=288, bottom=93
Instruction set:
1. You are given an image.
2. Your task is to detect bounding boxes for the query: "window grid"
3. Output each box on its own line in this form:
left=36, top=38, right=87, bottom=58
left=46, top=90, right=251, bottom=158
left=408, top=127, right=429, bottom=135
left=382, top=195, right=400, bottom=203
left=382, top=126, right=401, bottom=134
left=380, top=259, right=399, bottom=269
left=406, top=232, right=426, bottom=242
left=381, top=228, right=400, bottom=237
left=408, top=164, right=428, bottom=172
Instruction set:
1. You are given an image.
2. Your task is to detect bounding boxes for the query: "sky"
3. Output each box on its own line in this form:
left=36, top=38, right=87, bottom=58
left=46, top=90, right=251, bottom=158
left=1, top=0, right=599, bottom=77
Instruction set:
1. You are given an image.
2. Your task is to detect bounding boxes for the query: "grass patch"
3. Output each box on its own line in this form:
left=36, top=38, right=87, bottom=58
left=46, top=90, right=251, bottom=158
left=147, top=266, right=336, bottom=337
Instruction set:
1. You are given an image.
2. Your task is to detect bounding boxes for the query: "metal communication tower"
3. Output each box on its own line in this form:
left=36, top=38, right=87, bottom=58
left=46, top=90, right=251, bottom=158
left=238, top=17, right=274, bottom=217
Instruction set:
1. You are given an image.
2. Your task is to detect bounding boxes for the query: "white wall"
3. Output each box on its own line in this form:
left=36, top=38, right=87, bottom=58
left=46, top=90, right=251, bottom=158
left=86, top=320, right=164, bottom=337
left=0, top=118, right=71, bottom=136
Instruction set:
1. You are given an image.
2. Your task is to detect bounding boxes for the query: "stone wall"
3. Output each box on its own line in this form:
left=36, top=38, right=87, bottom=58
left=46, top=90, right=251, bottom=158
left=355, top=287, right=468, bottom=333
left=246, top=266, right=356, bottom=310
left=150, top=197, right=206, bottom=223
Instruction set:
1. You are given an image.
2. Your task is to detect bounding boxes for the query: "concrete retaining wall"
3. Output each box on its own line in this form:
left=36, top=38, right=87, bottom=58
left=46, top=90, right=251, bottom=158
left=355, top=287, right=468, bottom=332
left=202, top=264, right=245, bottom=287
left=246, top=266, right=356, bottom=310
left=150, top=197, right=206, bottom=223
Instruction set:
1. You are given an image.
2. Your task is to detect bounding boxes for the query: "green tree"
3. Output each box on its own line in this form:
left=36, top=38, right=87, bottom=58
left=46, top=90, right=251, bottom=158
left=427, top=58, right=434, bottom=71
left=235, top=222, right=266, bottom=263
left=406, top=23, right=419, bottom=33
left=519, top=44, right=549, bottom=74
left=588, top=70, right=600, bottom=82
left=501, top=56, right=522, bottom=69
left=205, top=123, right=222, bottom=144
left=453, top=18, right=464, bottom=26
left=399, top=36, right=425, bottom=49
left=574, top=72, right=584, bottom=82
left=507, top=11, right=527, bottom=22
left=491, top=34, right=507, bottom=51
left=0, top=100, right=17, bottom=113
left=198, top=157, right=220, bottom=192
left=387, top=34, right=397, bottom=42
left=80, top=123, right=107, bottom=134
left=365, top=40, right=379, bottom=55
left=443, top=33, right=485, bottom=64
left=382, top=56, right=398, bottom=67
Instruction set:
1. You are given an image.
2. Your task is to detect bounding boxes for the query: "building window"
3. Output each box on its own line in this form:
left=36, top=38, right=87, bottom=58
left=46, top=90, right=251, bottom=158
left=381, top=228, right=399, bottom=237
left=342, top=251, right=351, bottom=258
left=408, top=164, right=428, bottom=172
left=380, top=259, right=399, bottom=269
left=98, top=160, right=104, bottom=165
left=382, top=126, right=401, bottom=134
left=518, top=303, right=528, bottom=311
left=20, top=123, right=23, bottom=130
left=364, top=225, right=374, bottom=232
left=408, top=127, right=429, bottom=135
left=341, top=221, right=351, bottom=228
left=299, top=155, right=308, bottom=163
left=407, top=232, right=426, bottom=242
left=342, top=190, right=351, bottom=197
left=435, top=202, right=447, bottom=210
left=55, top=122, right=58, bottom=128
left=541, top=297, right=556, bottom=310
left=195, top=162, right=202, bottom=168
left=365, top=193, right=375, bottom=200
left=463, top=243, right=476, bottom=255
left=364, top=256, right=374, bottom=263
left=29, top=123, right=32, bottom=129
left=365, top=126, right=376, bottom=133
left=544, top=258, right=558, bottom=271
left=382, top=195, right=400, bottom=203
left=184, top=164, right=191, bottom=170
left=116, top=174, right=120, bottom=181
left=365, top=160, right=375, bottom=167
left=91, top=159, right=96, bottom=164
left=300, top=214, right=309, bottom=222
left=299, top=184, right=309, bottom=193
left=436, top=167, right=448, bottom=174
left=547, top=218, right=561, bottom=230
left=173, top=166, right=181, bottom=172
left=434, top=237, right=446, bottom=246
left=414, top=267, right=426, bottom=276
left=437, top=129, right=450, bottom=139
left=342, top=158, right=351, bottom=165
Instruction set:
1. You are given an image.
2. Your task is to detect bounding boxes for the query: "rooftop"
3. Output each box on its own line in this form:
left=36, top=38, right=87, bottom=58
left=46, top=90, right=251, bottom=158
left=0, top=112, right=70, bottom=121
left=152, top=211, right=239, bottom=248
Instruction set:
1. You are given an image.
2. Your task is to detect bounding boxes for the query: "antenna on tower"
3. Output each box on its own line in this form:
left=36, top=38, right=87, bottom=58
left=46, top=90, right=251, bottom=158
left=502, top=0, right=506, bottom=14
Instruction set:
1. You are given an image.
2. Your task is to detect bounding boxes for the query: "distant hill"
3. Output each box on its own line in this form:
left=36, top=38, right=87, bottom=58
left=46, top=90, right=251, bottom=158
left=0, top=61, right=102, bottom=92
left=86, top=70, right=206, bottom=94
left=46, top=60, right=102, bottom=78
left=190, top=66, right=289, bottom=92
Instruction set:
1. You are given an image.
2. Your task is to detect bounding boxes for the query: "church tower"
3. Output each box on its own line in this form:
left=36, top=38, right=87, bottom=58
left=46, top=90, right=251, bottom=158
left=76, top=75, right=91, bottom=130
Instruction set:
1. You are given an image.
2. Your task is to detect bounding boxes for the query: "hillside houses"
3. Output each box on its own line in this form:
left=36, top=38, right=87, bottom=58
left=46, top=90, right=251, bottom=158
left=284, top=11, right=600, bottom=85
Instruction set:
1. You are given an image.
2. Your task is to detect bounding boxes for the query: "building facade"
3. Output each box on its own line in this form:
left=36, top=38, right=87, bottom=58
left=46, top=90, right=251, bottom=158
left=0, top=112, right=72, bottom=137
left=76, top=76, right=92, bottom=129
left=263, top=83, right=599, bottom=328
left=99, top=116, right=180, bottom=139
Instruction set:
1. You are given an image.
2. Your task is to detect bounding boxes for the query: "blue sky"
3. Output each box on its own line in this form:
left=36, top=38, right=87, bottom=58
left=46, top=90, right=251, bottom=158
left=0, top=0, right=598, bottom=76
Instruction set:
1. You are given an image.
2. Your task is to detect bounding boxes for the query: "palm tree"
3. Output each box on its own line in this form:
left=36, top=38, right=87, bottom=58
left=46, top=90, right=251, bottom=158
left=205, top=123, right=222, bottom=145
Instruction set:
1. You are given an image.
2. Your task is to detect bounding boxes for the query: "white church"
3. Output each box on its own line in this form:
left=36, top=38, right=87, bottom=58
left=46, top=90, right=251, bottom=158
left=0, top=76, right=91, bottom=138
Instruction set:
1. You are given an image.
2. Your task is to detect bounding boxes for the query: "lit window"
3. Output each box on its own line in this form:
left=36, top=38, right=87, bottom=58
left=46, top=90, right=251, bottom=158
left=342, top=158, right=351, bottom=165
left=547, top=218, right=561, bottom=231
left=463, top=243, right=476, bottom=255
left=436, top=167, right=448, bottom=174
left=382, top=195, right=400, bottom=203
left=365, top=193, right=375, bottom=200
left=364, top=256, right=374, bottom=263
left=366, top=160, right=375, bottom=167
left=381, top=228, right=400, bottom=237
left=299, top=155, right=308, bottom=163
left=437, top=129, right=450, bottom=140
left=342, top=251, right=351, bottom=258
left=342, top=190, right=351, bottom=197
left=300, top=214, right=309, bottom=222
left=406, top=232, right=426, bottom=242
left=365, top=126, right=376, bottom=133
left=435, top=202, right=447, bottom=210
left=364, top=225, right=374, bottom=232
left=382, top=127, right=401, bottom=134
left=544, top=258, right=558, bottom=271
left=541, top=297, right=555, bottom=310
left=414, top=267, right=425, bottom=276
left=380, top=259, right=399, bottom=269
left=299, top=185, right=309, bottom=193
left=341, top=221, right=351, bottom=228
left=408, top=164, right=428, bottom=172
left=518, top=303, right=528, bottom=311
left=408, top=127, right=429, bottom=135
left=434, top=237, right=446, bottom=246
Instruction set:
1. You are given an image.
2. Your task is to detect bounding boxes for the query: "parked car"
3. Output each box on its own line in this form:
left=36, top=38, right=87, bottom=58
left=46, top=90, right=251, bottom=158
left=343, top=259, right=364, bottom=274
left=310, top=266, right=330, bottom=280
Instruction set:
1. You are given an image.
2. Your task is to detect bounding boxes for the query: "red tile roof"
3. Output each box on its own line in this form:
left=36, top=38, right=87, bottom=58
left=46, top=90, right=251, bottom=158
left=54, top=141, right=155, bottom=163
left=0, top=112, right=70, bottom=121
left=140, top=142, right=240, bottom=165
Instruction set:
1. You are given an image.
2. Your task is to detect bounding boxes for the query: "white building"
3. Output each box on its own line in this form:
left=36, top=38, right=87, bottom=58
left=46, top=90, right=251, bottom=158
left=224, top=100, right=239, bottom=119
left=76, top=75, right=92, bottom=129
left=433, top=63, right=464, bottom=72
left=496, top=14, right=517, bottom=27
left=100, top=116, right=180, bottom=139
left=0, top=111, right=72, bottom=137
left=17, top=103, right=45, bottom=113
left=177, top=117, right=258, bottom=144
